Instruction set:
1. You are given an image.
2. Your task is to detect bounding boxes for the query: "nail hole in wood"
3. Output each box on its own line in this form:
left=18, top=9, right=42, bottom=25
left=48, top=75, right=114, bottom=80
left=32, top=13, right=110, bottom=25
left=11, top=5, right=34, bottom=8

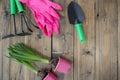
left=37, top=34, right=42, bottom=39
left=87, top=71, right=92, bottom=75
left=37, top=31, right=43, bottom=39
left=97, top=13, right=99, bottom=17
left=4, top=10, right=9, bottom=17
left=85, top=51, right=91, bottom=54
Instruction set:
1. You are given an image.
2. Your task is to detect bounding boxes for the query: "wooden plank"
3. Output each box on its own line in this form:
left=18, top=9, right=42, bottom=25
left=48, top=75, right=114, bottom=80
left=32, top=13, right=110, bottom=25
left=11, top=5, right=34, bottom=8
left=8, top=2, right=25, bottom=80
left=0, top=0, right=11, bottom=80
left=0, top=0, right=3, bottom=79
left=0, top=0, right=119, bottom=80
left=4, top=0, right=27, bottom=79
left=73, top=0, right=96, bottom=80
left=0, top=0, right=51, bottom=80
left=95, top=0, right=118, bottom=80
left=23, top=13, right=51, bottom=80
left=118, top=0, right=120, bottom=80
left=0, top=2, right=29, bottom=80
left=0, top=41, right=2, bottom=80
left=24, top=35, right=51, bottom=80
left=0, top=42, right=3, bottom=80
left=52, top=0, right=74, bottom=80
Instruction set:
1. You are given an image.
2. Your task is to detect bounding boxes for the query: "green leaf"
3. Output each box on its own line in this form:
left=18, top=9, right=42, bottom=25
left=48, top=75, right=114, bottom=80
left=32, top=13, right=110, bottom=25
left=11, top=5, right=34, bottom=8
left=7, top=43, right=49, bottom=63
left=15, top=59, right=38, bottom=74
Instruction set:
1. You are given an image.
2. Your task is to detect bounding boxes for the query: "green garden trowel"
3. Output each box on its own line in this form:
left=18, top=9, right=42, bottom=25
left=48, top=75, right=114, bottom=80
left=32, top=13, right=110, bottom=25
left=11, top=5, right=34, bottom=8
left=68, top=1, right=86, bottom=44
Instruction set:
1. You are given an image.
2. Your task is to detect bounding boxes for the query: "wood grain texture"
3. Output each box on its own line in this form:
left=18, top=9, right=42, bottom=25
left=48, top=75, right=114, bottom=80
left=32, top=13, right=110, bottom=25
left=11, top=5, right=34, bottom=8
left=1, top=0, right=11, bottom=80
left=52, top=0, right=74, bottom=80
left=0, top=0, right=119, bottom=80
left=74, top=0, right=96, bottom=80
left=0, top=0, right=51, bottom=80
left=118, top=0, right=120, bottom=80
left=95, top=0, right=118, bottom=80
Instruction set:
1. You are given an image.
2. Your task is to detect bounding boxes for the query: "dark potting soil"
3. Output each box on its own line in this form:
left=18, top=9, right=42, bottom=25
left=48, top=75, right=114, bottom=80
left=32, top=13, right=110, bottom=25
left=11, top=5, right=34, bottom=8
left=37, top=69, right=48, bottom=79
left=50, top=59, right=59, bottom=68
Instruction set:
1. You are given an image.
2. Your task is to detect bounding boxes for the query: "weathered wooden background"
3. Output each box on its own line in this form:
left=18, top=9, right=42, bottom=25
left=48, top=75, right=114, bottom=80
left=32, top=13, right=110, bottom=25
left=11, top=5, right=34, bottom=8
left=0, top=0, right=119, bottom=80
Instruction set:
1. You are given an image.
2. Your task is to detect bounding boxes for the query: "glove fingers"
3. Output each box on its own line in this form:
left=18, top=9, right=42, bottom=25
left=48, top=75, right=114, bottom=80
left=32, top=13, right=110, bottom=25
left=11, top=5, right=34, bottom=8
left=33, top=10, right=54, bottom=24
left=37, top=22, right=44, bottom=30
left=47, top=7, right=60, bottom=20
left=34, top=13, right=52, bottom=37
left=50, top=2, right=62, bottom=10
left=39, top=17, right=53, bottom=37
left=42, top=26, right=49, bottom=36
left=37, top=22, right=49, bottom=37
left=33, top=12, right=46, bottom=30
left=34, top=13, right=45, bottom=25
left=39, top=15, right=60, bottom=36
left=45, top=22, right=53, bottom=37
left=42, top=26, right=52, bottom=37
left=44, top=0, right=62, bottom=10
left=44, top=16, right=60, bottom=36
left=41, top=12, right=54, bottom=23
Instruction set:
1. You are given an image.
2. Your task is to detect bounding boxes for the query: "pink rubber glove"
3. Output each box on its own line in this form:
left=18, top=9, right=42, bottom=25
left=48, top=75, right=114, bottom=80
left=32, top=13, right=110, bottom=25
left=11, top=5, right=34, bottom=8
left=33, top=11, right=60, bottom=37
left=19, top=0, right=62, bottom=37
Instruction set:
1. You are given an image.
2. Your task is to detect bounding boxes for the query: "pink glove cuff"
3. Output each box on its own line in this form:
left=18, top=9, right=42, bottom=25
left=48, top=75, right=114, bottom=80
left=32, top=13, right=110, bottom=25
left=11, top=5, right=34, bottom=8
left=54, top=57, right=71, bottom=74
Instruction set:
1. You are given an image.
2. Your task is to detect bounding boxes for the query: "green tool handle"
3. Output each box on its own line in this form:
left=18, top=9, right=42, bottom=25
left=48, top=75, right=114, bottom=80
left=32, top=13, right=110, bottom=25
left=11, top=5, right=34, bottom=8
left=10, top=0, right=16, bottom=15
left=75, top=23, right=86, bottom=44
left=15, top=0, right=24, bottom=13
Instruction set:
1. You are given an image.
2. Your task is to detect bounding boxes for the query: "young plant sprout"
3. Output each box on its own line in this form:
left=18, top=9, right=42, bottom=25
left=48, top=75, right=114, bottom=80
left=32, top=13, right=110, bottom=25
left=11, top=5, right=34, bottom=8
left=16, top=59, right=38, bottom=74
left=12, top=58, right=56, bottom=80
left=8, top=43, right=71, bottom=80
left=8, top=43, right=57, bottom=80
left=8, top=43, right=49, bottom=63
